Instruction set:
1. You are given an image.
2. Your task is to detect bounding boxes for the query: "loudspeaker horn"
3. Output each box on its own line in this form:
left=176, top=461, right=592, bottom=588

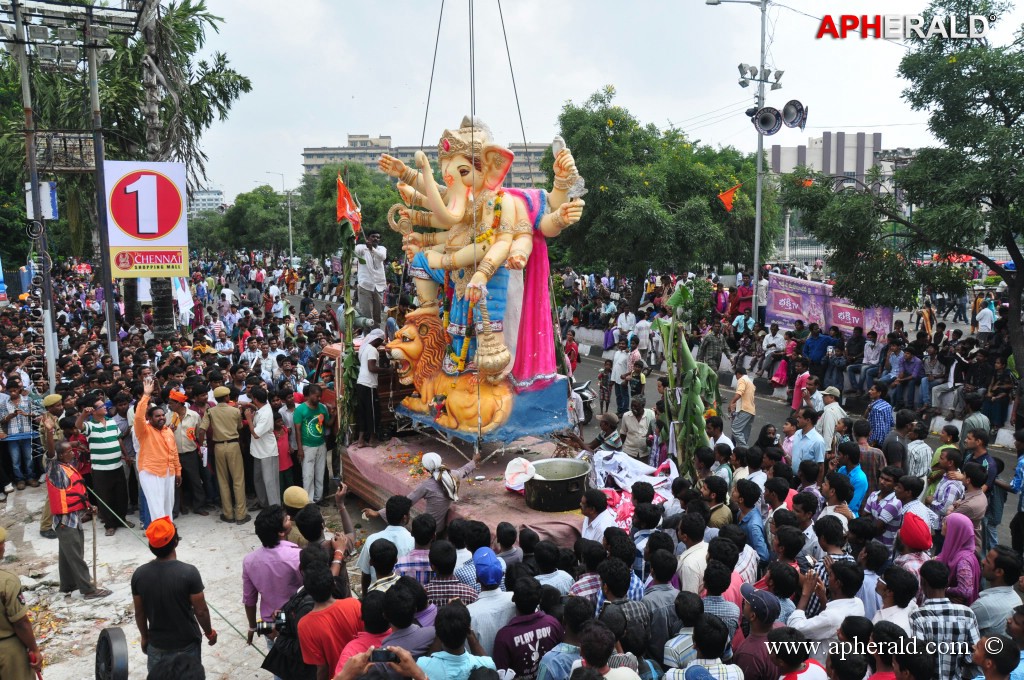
left=752, top=107, right=783, bottom=136
left=782, top=100, right=803, bottom=128
left=782, top=100, right=809, bottom=130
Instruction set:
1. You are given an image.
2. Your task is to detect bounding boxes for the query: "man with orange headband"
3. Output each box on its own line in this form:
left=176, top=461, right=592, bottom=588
left=135, top=376, right=182, bottom=522
left=131, top=516, right=216, bottom=673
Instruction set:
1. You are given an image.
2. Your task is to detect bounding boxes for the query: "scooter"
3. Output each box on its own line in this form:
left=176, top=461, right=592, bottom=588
left=573, top=379, right=596, bottom=426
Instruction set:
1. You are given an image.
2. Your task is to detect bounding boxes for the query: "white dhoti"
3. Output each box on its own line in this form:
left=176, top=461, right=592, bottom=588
left=138, top=470, right=175, bottom=520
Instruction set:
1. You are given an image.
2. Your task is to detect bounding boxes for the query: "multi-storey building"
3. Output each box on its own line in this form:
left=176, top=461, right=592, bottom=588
left=303, top=135, right=549, bottom=189
left=189, top=188, right=224, bottom=215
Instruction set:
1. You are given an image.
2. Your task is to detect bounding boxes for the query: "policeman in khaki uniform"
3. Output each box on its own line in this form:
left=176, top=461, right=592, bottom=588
left=196, top=386, right=249, bottom=525
left=0, top=526, right=43, bottom=680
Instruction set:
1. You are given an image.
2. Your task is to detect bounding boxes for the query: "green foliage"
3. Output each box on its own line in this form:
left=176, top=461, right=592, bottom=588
left=654, top=316, right=719, bottom=478
left=188, top=210, right=227, bottom=253
left=984, top=275, right=1002, bottom=286
left=221, top=185, right=294, bottom=253
left=548, top=86, right=780, bottom=280
left=673, top=278, right=715, bottom=329
left=780, top=0, right=1024, bottom=370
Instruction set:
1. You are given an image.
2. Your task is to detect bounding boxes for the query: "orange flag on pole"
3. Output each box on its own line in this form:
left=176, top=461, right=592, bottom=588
left=337, top=173, right=361, bottom=234
left=718, top=184, right=741, bottom=212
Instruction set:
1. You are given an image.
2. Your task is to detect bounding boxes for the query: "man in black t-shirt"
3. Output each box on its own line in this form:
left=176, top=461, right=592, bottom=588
left=131, top=517, right=217, bottom=673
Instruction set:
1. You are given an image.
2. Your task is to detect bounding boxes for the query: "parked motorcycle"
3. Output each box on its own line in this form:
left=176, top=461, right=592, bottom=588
left=573, top=379, right=596, bottom=426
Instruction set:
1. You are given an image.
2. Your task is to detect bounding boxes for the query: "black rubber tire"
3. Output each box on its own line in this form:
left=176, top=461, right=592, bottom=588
left=95, top=627, right=129, bottom=680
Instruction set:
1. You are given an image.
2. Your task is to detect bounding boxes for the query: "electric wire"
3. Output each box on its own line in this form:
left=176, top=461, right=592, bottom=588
left=390, top=0, right=446, bottom=418
left=667, top=98, right=754, bottom=127
left=804, top=122, right=926, bottom=128
left=680, top=107, right=752, bottom=133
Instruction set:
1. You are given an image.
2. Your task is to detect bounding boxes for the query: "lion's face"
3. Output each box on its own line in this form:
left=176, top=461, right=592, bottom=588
left=385, top=325, right=422, bottom=385
left=384, top=309, right=447, bottom=387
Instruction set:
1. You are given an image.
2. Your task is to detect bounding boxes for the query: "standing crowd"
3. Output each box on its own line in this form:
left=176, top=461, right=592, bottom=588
left=0, top=252, right=1022, bottom=680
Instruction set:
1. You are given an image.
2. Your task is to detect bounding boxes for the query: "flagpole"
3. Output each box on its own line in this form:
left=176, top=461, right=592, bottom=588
left=338, top=165, right=357, bottom=458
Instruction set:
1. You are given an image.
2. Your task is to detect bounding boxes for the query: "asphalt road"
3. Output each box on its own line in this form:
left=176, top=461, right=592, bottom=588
left=570, top=350, right=795, bottom=445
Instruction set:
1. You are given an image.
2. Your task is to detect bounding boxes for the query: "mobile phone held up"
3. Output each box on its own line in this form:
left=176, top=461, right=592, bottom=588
left=370, top=649, right=398, bottom=663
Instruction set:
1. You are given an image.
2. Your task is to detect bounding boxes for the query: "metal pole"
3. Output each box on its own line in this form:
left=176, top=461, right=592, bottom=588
left=751, top=0, right=767, bottom=284
left=266, top=171, right=292, bottom=264
left=87, top=9, right=119, bottom=363
left=784, top=209, right=791, bottom=261
left=13, top=0, right=57, bottom=392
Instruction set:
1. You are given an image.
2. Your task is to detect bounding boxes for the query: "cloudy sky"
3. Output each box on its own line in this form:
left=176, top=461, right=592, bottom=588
left=197, top=0, right=1024, bottom=202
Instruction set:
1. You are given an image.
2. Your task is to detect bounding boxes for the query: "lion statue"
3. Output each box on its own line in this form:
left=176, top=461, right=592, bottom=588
left=384, top=308, right=513, bottom=432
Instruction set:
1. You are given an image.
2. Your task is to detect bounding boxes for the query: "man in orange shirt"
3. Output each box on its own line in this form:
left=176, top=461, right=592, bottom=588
left=135, top=376, right=182, bottom=521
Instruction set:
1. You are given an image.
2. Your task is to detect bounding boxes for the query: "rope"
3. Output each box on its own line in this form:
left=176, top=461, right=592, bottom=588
left=420, top=0, right=446, bottom=150
left=496, top=0, right=536, bottom=188
left=468, top=0, right=483, bottom=446
left=74, top=479, right=267, bottom=658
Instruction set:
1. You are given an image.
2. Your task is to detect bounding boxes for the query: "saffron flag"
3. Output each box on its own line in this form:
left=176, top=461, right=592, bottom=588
left=337, top=174, right=361, bottom=234
left=802, top=178, right=813, bottom=187
left=718, top=184, right=741, bottom=212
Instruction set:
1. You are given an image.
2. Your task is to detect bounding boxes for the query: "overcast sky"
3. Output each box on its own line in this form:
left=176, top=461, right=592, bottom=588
left=197, top=0, right=1024, bottom=202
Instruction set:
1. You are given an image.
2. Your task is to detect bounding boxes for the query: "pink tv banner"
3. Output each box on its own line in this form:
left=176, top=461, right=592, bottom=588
left=765, top=273, right=892, bottom=338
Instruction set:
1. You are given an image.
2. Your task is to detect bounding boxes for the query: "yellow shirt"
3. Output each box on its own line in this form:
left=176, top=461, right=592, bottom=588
left=735, top=375, right=756, bottom=415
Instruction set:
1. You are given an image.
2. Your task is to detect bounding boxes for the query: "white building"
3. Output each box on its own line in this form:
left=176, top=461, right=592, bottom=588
left=303, top=134, right=548, bottom=190
left=770, top=131, right=885, bottom=185
left=189, top=188, right=224, bottom=215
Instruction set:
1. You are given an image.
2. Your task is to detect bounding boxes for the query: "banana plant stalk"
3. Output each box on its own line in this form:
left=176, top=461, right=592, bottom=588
left=655, top=283, right=722, bottom=479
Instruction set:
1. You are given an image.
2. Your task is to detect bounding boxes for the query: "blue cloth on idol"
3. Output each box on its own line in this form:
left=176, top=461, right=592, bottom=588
left=410, top=251, right=509, bottom=356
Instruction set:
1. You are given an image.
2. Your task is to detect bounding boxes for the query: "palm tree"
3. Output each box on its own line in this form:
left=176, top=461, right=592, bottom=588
left=136, top=0, right=253, bottom=336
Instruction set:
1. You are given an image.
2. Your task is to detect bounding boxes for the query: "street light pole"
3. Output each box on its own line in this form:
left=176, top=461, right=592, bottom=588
left=752, top=0, right=767, bottom=284
left=12, top=0, right=57, bottom=391
left=86, top=8, right=119, bottom=363
left=266, top=171, right=292, bottom=264
left=707, top=0, right=768, bottom=282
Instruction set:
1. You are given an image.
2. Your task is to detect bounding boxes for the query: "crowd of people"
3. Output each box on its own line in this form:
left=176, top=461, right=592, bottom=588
left=1, top=248, right=1023, bottom=680
left=117, top=416, right=1024, bottom=680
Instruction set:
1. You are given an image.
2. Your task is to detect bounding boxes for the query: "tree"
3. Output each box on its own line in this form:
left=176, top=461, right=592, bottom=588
left=780, top=0, right=1024, bottom=371
left=550, top=86, right=779, bottom=312
left=222, top=185, right=293, bottom=253
left=138, top=0, right=252, bottom=336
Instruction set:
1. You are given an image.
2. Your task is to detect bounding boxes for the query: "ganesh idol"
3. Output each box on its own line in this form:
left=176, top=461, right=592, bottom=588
left=377, top=117, right=584, bottom=435
left=376, top=118, right=585, bottom=436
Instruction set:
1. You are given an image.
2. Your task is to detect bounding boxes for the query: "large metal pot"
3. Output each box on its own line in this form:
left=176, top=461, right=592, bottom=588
left=524, top=459, right=591, bottom=512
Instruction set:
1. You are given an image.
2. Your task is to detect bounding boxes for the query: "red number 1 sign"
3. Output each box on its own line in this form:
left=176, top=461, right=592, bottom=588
left=105, top=161, right=188, bottom=278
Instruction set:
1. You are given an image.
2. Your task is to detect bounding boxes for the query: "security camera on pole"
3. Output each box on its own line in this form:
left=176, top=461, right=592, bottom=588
left=708, top=0, right=808, bottom=282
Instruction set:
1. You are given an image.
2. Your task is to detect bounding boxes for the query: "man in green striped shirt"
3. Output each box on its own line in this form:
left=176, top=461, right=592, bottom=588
left=76, top=396, right=132, bottom=536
